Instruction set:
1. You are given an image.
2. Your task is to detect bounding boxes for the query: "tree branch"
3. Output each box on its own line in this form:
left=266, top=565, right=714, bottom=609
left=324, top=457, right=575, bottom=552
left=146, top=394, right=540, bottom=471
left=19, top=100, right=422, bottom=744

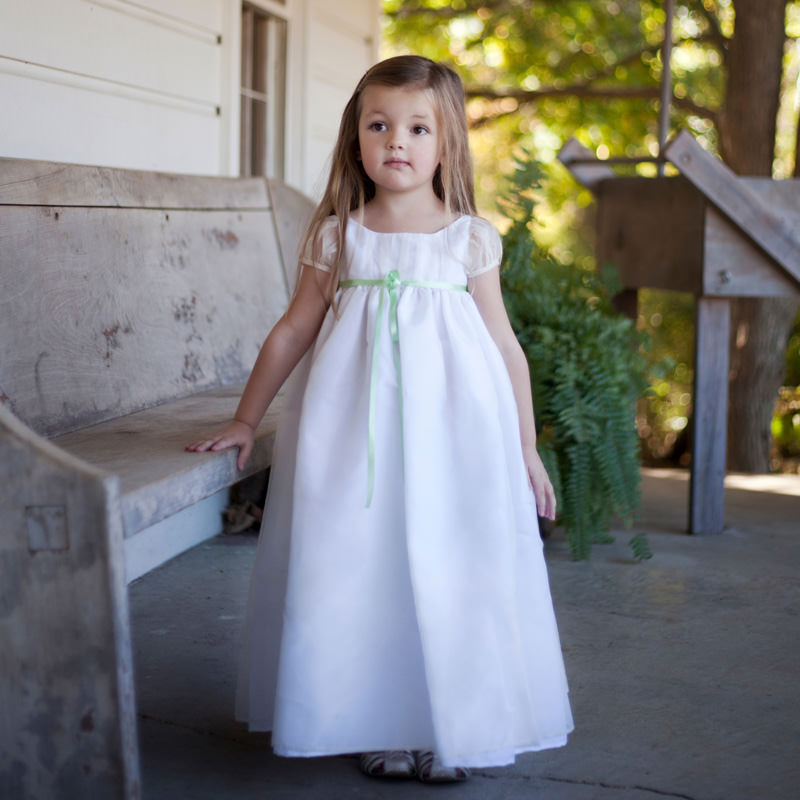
left=386, top=0, right=519, bottom=21
left=466, top=86, right=717, bottom=128
left=686, top=0, right=729, bottom=55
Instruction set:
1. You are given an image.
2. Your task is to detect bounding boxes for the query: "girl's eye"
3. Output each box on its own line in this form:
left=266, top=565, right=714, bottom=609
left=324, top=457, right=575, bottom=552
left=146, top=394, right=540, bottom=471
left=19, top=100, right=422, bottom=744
left=368, top=122, right=386, bottom=132
left=412, top=125, right=429, bottom=135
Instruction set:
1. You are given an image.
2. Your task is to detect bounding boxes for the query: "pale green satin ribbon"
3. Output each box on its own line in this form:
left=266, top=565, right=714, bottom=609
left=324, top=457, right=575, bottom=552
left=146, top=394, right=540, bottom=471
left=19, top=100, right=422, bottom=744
left=339, top=269, right=467, bottom=506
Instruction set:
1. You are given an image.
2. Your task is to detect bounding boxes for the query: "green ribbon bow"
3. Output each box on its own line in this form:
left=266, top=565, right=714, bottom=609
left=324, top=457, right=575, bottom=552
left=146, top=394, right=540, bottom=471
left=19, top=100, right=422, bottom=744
left=339, top=270, right=467, bottom=506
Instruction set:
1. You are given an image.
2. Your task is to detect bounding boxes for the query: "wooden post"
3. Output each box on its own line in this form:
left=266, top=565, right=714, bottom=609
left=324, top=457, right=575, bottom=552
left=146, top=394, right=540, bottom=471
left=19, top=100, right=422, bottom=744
left=657, top=0, right=675, bottom=176
left=689, top=297, right=731, bottom=534
left=0, top=406, right=140, bottom=799
left=612, top=288, right=638, bottom=321
left=557, top=138, right=615, bottom=190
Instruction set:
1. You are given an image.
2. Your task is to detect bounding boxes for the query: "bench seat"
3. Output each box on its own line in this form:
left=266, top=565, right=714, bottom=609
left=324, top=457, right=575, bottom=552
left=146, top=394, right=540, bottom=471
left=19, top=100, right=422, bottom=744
left=53, top=384, right=283, bottom=537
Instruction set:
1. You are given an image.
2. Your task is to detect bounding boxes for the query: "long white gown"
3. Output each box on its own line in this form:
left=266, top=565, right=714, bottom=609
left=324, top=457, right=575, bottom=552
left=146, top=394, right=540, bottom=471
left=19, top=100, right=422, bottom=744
left=235, top=215, right=573, bottom=768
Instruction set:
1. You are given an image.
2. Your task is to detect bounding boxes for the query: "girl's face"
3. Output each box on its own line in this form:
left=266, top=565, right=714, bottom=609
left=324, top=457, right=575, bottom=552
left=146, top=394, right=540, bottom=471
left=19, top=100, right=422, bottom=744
left=357, top=84, right=441, bottom=201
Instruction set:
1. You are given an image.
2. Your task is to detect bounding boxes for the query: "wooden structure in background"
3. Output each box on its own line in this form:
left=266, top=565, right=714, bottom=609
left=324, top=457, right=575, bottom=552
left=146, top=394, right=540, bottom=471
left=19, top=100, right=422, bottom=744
left=559, top=130, right=800, bottom=534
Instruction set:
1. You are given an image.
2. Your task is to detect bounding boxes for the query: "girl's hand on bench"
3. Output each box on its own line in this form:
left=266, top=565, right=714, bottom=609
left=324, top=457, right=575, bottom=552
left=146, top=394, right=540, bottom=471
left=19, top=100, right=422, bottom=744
left=185, top=420, right=255, bottom=472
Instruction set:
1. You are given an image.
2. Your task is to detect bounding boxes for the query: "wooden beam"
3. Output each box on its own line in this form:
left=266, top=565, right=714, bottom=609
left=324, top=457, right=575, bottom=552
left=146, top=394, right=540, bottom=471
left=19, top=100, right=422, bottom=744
left=595, top=176, right=705, bottom=293
left=0, top=157, right=269, bottom=209
left=665, top=130, right=800, bottom=285
left=703, top=206, right=800, bottom=297
left=689, top=297, right=730, bottom=534
left=0, top=205, right=285, bottom=437
left=557, top=138, right=615, bottom=191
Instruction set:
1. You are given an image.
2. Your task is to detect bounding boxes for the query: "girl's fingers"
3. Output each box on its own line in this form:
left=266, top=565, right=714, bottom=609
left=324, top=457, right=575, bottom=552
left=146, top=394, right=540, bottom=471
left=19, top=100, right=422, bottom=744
left=525, top=453, right=556, bottom=519
left=237, top=449, right=248, bottom=472
left=531, top=475, right=557, bottom=521
left=185, top=435, right=232, bottom=452
left=545, top=494, right=556, bottom=521
left=187, top=440, right=213, bottom=452
left=186, top=432, right=252, bottom=471
left=538, top=492, right=551, bottom=521
left=544, top=484, right=556, bottom=521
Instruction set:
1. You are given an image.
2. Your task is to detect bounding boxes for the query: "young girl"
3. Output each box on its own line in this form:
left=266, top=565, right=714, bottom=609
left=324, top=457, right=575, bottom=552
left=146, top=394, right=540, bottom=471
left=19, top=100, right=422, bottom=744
left=187, top=54, right=573, bottom=782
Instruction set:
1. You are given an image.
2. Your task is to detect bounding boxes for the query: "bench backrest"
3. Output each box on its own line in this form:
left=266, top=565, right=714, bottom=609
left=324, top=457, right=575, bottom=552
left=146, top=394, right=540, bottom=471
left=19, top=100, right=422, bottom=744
left=0, top=158, right=314, bottom=437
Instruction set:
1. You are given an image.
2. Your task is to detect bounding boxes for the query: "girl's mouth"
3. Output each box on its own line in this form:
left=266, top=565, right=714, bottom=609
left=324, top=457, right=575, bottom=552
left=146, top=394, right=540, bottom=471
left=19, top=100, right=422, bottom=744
left=385, top=159, right=410, bottom=168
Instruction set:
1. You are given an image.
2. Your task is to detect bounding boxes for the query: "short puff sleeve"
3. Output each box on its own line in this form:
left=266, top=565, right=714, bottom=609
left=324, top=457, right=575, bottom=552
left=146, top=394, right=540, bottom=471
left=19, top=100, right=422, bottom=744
left=465, top=216, right=503, bottom=279
left=300, top=217, right=339, bottom=273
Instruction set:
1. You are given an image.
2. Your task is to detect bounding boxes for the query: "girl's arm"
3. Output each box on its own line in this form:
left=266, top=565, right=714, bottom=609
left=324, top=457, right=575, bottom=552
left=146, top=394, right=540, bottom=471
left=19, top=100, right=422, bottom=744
left=185, top=265, right=330, bottom=470
left=469, top=268, right=556, bottom=521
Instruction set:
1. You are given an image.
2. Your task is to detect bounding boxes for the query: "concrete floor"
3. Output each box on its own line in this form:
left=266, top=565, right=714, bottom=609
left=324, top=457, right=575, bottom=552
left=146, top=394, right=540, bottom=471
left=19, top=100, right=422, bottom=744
left=129, top=469, right=800, bottom=800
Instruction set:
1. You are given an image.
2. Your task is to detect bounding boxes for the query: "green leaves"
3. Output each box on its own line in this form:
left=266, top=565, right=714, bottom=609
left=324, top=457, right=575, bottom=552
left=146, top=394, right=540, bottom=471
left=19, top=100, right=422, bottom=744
left=384, top=1, right=723, bottom=139
left=384, top=0, right=731, bottom=253
left=629, top=531, right=654, bottom=561
left=499, top=155, right=652, bottom=560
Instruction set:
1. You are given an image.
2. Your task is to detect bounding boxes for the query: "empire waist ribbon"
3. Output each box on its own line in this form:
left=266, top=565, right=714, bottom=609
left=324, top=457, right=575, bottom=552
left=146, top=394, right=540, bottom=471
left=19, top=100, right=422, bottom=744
left=338, top=269, right=468, bottom=506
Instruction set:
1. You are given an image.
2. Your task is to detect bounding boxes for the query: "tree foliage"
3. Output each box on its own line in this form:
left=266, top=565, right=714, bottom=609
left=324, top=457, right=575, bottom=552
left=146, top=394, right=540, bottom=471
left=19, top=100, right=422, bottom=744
left=384, top=0, right=800, bottom=471
left=384, top=1, right=733, bottom=169
left=383, top=0, right=748, bottom=266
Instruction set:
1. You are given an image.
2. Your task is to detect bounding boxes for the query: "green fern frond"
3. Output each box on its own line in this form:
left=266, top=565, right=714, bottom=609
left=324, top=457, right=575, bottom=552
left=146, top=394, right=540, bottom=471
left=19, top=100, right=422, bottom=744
left=499, top=153, right=659, bottom=561
left=630, top=532, right=653, bottom=561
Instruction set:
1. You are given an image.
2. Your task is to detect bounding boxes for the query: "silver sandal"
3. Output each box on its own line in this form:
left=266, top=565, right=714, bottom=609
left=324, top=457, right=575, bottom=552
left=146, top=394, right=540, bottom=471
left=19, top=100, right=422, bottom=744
left=415, top=749, right=471, bottom=783
left=359, top=750, right=416, bottom=779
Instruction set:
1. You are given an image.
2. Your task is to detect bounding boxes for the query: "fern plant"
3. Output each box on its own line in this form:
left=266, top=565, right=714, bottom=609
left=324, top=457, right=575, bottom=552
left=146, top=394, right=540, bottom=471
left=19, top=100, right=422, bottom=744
left=499, top=154, right=651, bottom=560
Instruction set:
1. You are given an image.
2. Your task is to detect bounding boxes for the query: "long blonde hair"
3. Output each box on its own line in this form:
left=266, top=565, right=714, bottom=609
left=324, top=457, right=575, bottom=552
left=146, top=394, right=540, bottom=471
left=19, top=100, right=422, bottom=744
left=298, top=55, right=477, bottom=301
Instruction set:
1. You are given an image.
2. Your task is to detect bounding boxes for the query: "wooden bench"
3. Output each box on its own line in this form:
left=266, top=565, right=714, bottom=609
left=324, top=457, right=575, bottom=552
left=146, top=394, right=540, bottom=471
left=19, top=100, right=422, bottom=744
left=0, top=157, right=314, bottom=798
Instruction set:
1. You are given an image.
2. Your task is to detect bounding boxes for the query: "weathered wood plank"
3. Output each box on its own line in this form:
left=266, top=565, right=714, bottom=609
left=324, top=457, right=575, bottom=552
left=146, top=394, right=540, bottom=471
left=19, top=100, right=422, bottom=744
left=0, top=157, right=269, bottom=209
left=0, top=164, right=318, bottom=798
left=689, top=297, right=730, bottom=535
left=52, top=385, right=284, bottom=535
left=703, top=207, right=800, bottom=297
left=665, top=130, right=800, bottom=286
left=267, top=177, right=316, bottom=294
left=0, top=206, right=286, bottom=437
left=557, top=137, right=615, bottom=190
left=0, top=405, right=140, bottom=799
left=596, top=175, right=705, bottom=293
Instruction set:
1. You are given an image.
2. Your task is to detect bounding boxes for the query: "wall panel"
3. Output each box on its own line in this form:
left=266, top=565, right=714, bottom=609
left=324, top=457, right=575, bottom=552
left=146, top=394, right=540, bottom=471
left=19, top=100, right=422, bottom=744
left=0, top=0, right=224, bottom=173
left=0, top=0, right=381, bottom=180
left=0, top=70, right=221, bottom=174
left=303, top=0, right=378, bottom=195
left=0, top=0, right=221, bottom=106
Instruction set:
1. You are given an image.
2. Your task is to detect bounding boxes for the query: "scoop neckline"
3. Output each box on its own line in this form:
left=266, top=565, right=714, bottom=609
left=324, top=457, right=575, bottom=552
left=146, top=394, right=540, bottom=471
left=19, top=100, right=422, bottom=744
left=347, top=215, right=470, bottom=236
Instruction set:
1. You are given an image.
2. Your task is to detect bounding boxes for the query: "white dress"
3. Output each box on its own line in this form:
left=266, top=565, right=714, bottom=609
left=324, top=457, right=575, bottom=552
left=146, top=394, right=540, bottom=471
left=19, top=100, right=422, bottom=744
left=235, top=215, right=573, bottom=768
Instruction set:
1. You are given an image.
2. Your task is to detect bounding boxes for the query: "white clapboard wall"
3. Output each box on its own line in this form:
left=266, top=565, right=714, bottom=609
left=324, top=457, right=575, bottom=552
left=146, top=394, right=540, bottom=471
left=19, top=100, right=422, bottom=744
left=300, top=0, right=379, bottom=195
left=0, top=0, right=380, bottom=193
